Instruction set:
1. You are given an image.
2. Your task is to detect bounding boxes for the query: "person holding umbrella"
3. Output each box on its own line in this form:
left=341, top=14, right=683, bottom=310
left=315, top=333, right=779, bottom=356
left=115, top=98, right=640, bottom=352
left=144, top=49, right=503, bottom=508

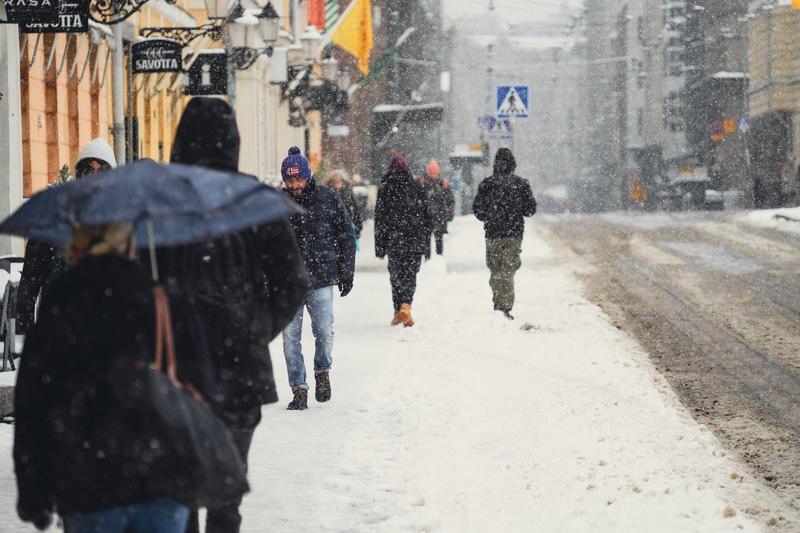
left=12, top=218, right=229, bottom=532
left=281, top=148, right=356, bottom=411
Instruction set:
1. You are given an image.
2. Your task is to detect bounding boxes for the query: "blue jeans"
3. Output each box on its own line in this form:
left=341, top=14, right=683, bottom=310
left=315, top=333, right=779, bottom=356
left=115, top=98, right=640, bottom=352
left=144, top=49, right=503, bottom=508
left=63, top=499, right=188, bottom=533
left=282, top=286, right=334, bottom=390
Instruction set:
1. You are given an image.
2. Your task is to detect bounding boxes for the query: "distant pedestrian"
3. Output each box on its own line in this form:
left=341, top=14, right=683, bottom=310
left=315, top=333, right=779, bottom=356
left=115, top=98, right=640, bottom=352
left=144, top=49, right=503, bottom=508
left=328, top=168, right=363, bottom=240
left=374, top=155, right=431, bottom=327
left=282, top=148, right=356, bottom=411
left=15, top=137, right=117, bottom=334
left=472, top=148, right=537, bottom=320
left=156, top=97, right=308, bottom=533
left=419, top=160, right=455, bottom=259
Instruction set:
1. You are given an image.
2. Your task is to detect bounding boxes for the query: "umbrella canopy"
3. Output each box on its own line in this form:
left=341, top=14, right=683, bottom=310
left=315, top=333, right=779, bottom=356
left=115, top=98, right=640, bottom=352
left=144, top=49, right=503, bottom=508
left=0, top=160, right=300, bottom=248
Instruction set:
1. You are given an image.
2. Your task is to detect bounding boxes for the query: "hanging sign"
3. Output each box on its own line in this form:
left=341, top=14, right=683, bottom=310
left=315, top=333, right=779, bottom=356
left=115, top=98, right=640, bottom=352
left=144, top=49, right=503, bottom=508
left=186, top=51, right=227, bottom=96
left=132, top=39, right=183, bottom=73
left=17, top=0, right=88, bottom=33
left=1, top=0, right=60, bottom=24
left=496, top=85, right=529, bottom=119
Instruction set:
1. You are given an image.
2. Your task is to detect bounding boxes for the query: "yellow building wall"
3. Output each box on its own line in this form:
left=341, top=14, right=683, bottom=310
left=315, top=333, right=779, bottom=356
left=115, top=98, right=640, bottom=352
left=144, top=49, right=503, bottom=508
left=20, top=32, right=115, bottom=197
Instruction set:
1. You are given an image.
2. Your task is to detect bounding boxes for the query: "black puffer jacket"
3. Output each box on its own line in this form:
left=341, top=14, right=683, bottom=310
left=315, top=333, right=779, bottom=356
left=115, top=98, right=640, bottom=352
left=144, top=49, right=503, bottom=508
left=419, top=177, right=455, bottom=234
left=286, top=181, right=356, bottom=290
left=374, top=170, right=432, bottom=257
left=473, top=149, right=537, bottom=239
left=14, top=255, right=217, bottom=521
left=156, top=97, right=308, bottom=410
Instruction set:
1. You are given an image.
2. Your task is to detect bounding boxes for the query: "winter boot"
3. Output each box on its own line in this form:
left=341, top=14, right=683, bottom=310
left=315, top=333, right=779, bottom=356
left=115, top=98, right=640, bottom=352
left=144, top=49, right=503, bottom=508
left=391, top=308, right=404, bottom=326
left=287, top=388, right=308, bottom=410
left=315, top=372, right=331, bottom=402
left=398, top=303, right=414, bottom=327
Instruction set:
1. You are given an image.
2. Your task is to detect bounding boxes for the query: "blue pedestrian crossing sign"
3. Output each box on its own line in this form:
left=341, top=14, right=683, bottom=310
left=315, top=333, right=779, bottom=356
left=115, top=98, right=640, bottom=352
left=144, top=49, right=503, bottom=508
left=497, top=86, right=529, bottom=119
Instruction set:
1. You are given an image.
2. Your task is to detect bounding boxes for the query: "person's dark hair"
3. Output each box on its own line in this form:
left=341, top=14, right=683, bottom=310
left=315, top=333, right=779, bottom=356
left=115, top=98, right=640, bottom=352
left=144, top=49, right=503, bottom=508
left=75, top=158, right=112, bottom=179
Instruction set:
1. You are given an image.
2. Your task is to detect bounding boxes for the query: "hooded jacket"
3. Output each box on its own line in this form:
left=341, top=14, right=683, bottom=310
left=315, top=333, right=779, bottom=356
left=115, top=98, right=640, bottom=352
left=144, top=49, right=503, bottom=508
left=473, top=149, right=537, bottom=239
left=155, top=97, right=308, bottom=410
left=285, top=181, right=356, bottom=290
left=374, top=169, right=432, bottom=257
left=15, top=139, right=118, bottom=334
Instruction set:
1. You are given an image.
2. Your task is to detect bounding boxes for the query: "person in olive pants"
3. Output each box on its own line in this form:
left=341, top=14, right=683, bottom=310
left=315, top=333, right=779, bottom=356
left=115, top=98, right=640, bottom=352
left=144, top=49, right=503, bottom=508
left=473, top=148, right=537, bottom=320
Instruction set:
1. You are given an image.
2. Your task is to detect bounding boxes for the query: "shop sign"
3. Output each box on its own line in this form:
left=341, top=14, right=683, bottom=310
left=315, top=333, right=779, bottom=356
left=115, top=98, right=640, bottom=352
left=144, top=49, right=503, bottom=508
left=132, top=39, right=183, bottom=73
left=186, top=51, right=227, bottom=96
left=2, top=0, right=58, bottom=23
left=17, top=0, right=88, bottom=33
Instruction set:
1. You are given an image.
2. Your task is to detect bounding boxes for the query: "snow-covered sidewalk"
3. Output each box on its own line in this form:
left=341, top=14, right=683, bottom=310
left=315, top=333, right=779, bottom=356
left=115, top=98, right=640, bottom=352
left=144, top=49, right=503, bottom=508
left=0, top=217, right=785, bottom=532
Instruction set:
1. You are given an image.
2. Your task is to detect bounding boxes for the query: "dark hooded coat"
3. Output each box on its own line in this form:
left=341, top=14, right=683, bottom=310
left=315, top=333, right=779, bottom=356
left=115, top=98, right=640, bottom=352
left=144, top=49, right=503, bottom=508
left=374, top=169, right=432, bottom=258
left=419, top=177, right=455, bottom=235
left=14, top=254, right=218, bottom=521
left=473, top=149, right=537, bottom=239
left=156, top=97, right=308, bottom=411
left=15, top=241, right=69, bottom=334
left=285, top=181, right=356, bottom=290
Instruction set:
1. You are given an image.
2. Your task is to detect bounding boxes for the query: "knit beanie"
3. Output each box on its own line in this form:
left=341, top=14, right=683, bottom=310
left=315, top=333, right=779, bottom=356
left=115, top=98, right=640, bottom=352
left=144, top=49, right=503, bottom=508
left=389, top=156, right=408, bottom=172
left=426, top=160, right=441, bottom=178
left=281, top=147, right=312, bottom=181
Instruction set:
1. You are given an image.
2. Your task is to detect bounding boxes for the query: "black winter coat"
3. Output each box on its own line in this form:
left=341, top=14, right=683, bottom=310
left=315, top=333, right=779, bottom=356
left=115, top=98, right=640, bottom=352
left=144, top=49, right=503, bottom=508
left=374, top=170, right=432, bottom=257
left=419, top=178, right=455, bottom=234
left=14, top=255, right=218, bottom=520
left=286, top=182, right=356, bottom=290
left=473, top=173, right=537, bottom=239
left=157, top=97, right=308, bottom=411
left=15, top=240, right=70, bottom=334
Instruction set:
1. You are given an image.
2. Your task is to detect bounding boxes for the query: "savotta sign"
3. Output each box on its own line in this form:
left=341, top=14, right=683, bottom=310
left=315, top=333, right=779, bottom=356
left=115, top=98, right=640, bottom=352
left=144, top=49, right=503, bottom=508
left=132, top=39, right=183, bottom=74
left=17, top=0, right=88, bottom=33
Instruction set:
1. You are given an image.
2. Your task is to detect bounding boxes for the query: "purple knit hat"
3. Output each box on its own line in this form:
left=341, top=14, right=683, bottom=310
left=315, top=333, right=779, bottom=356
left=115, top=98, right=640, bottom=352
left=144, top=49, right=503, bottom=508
left=281, top=147, right=312, bottom=181
left=389, top=156, right=409, bottom=172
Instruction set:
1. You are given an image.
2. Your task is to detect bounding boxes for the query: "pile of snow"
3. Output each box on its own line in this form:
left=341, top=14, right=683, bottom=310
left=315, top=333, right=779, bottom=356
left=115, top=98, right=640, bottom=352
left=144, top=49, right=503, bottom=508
left=740, top=206, right=800, bottom=235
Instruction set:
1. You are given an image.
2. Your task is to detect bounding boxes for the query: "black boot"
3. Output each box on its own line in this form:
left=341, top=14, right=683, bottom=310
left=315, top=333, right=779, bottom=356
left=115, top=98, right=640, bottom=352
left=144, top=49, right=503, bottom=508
left=287, top=388, right=308, bottom=410
left=315, top=372, right=331, bottom=402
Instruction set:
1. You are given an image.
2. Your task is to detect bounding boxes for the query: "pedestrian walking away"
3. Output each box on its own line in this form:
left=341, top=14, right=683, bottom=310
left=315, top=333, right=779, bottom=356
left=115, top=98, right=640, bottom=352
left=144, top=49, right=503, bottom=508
left=155, top=98, right=309, bottom=533
left=282, top=147, right=356, bottom=411
left=374, top=155, right=432, bottom=327
left=13, top=222, right=222, bottom=533
left=472, top=148, right=537, bottom=320
left=328, top=168, right=364, bottom=241
left=15, top=137, right=117, bottom=335
left=419, top=159, right=455, bottom=259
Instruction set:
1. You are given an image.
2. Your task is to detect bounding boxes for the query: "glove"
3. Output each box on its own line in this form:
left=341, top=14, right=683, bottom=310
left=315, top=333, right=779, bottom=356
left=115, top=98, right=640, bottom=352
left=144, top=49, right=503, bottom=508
left=338, top=279, right=353, bottom=297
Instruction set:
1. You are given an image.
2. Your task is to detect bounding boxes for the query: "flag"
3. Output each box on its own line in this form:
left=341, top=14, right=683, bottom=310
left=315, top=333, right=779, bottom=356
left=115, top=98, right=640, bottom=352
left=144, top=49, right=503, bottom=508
left=324, top=0, right=340, bottom=32
left=332, top=0, right=372, bottom=75
left=308, top=0, right=340, bottom=32
left=793, top=0, right=800, bottom=9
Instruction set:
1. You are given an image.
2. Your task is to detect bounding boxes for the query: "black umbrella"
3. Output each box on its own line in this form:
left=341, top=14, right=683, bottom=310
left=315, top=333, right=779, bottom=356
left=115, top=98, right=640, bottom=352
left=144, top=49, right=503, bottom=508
left=0, top=159, right=299, bottom=278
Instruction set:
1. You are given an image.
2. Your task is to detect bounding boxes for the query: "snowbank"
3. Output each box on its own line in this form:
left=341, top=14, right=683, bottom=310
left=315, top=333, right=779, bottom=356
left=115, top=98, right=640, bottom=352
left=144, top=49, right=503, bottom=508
left=740, top=206, right=800, bottom=235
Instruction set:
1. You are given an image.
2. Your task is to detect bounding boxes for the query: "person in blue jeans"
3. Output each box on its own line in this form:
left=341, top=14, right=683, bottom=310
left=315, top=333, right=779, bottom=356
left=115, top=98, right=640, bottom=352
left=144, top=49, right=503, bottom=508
left=281, top=147, right=356, bottom=410
left=63, top=499, right=188, bottom=533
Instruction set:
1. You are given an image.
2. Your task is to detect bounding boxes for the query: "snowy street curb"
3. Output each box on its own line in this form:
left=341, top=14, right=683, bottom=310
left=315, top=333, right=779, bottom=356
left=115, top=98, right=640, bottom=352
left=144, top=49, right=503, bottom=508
left=0, top=386, right=12, bottom=417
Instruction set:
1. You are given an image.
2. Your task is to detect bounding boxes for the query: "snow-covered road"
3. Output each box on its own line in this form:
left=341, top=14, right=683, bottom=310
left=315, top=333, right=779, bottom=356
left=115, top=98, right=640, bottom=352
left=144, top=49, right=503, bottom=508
left=0, top=217, right=788, bottom=531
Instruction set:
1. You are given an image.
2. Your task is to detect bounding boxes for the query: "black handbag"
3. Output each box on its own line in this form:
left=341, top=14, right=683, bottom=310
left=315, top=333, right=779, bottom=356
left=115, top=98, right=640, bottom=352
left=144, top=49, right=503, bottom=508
left=131, top=286, right=249, bottom=508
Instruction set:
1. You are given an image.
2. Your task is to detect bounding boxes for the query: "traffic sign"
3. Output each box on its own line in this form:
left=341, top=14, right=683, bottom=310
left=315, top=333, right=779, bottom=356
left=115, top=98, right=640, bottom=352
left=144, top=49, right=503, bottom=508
left=478, top=114, right=513, bottom=139
left=737, top=116, right=751, bottom=133
left=496, top=86, right=529, bottom=119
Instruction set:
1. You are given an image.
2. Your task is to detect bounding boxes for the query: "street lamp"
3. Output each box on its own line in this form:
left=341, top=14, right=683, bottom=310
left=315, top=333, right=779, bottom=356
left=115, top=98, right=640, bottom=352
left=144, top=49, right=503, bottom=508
left=321, top=55, right=339, bottom=82
left=337, top=68, right=352, bottom=92
left=257, top=2, right=281, bottom=49
left=300, top=26, right=323, bottom=63
left=205, top=0, right=232, bottom=20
